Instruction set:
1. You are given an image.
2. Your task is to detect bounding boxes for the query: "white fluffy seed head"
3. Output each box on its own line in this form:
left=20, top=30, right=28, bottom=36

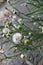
left=18, top=18, right=22, bottom=22
left=33, top=22, right=36, bottom=25
left=20, top=54, right=25, bottom=59
left=2, top=28, right=10, bottom=34
left=29, top=32, right=32, bottom=36
left=12, top=15, right=17, bottom=19
left=12, top=33, right=22, bottom=44
left=0, top=49, right=4, bottom=53
left=31, top=16, right=34, bottom=18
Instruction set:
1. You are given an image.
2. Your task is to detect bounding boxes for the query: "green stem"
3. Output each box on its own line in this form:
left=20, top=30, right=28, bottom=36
left=26, top=7, right=43, bottom=16
left=26, top=2, right=40, bottom=8
left=33, top=0, right=40, bottom=4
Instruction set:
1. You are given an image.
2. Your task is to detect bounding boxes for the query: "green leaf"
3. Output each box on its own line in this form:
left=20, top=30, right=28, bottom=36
left=10, top=0, right=24, bottom=5
left=0, top=26, right=4, bottom=30
left=32, top=0, right=40, bottom=4
left=9, top=45, right=16, bottom=50
left=26, top=2, right=40, bottom=8
left=26, top=7, right=43, bottom=16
